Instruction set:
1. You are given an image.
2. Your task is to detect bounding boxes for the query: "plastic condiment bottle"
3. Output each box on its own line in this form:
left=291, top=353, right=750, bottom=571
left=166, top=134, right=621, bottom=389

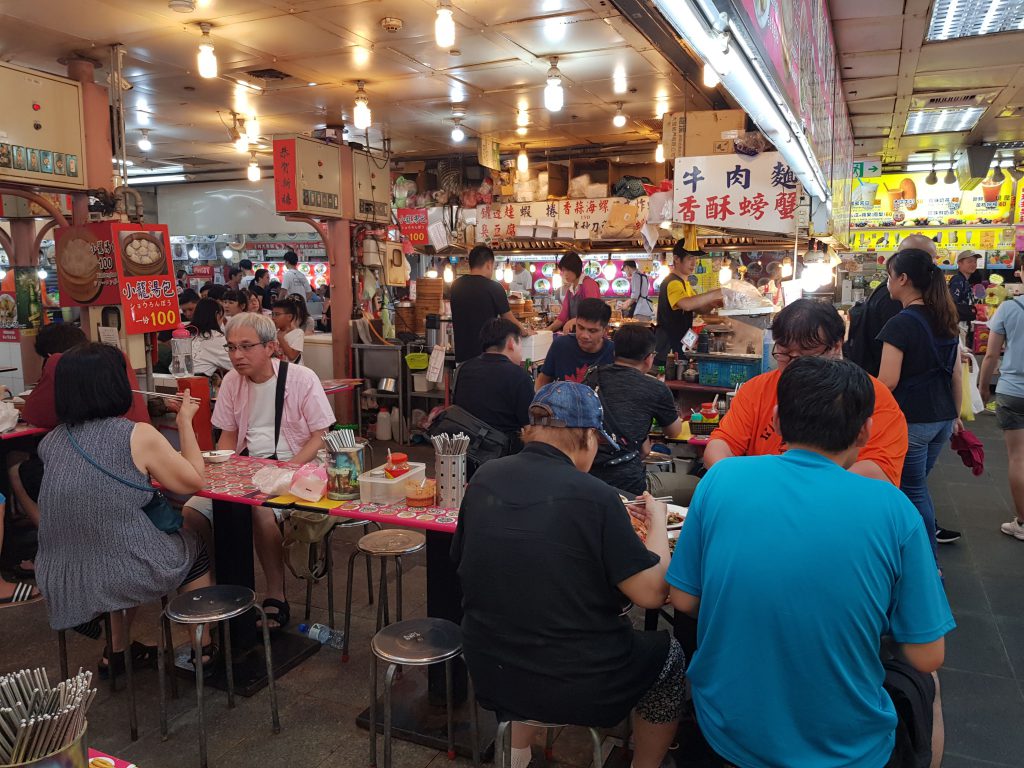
left=169, top=323, right=194, bottom=378
left=375, top=407, right=392, bottom=441
left=665, top=351, right=677, bottom=381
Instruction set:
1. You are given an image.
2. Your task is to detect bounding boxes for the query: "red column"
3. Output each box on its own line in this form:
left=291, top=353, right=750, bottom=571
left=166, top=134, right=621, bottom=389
left=326, top=218, right=353, bottom=422
left=177, top=376, right=214, bottom=451
left=65, top=58, right=113, bottom=193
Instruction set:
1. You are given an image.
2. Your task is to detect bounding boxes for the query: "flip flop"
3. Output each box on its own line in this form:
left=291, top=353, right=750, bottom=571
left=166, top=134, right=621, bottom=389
left=189, top=643, right=221, bottom=679
left=0, top=582, right=40, bottom=608
left=258, top=598, right=290, bottom=631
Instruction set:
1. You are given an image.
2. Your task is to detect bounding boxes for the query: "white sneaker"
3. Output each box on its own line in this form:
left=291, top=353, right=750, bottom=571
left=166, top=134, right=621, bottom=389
left=1000, top=519, right=1024, bottom=540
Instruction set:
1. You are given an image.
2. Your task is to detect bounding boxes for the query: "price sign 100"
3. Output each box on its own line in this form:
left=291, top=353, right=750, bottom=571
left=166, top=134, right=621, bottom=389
left=149, top=309, right=177, bottom=327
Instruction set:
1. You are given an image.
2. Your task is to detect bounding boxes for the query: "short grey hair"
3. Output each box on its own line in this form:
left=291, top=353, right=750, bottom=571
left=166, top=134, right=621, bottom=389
left=226, top=311, right=276, bottom=343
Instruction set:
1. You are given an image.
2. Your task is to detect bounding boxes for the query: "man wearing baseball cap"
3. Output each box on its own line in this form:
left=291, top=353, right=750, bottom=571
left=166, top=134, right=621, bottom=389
left=949, top=250, right=980, bottom=324
left=452, top=381, right=683, bottom=768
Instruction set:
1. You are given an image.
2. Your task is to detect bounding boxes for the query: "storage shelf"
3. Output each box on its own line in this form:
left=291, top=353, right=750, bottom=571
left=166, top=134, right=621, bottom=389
left=665, top=381, right=733, bottom=394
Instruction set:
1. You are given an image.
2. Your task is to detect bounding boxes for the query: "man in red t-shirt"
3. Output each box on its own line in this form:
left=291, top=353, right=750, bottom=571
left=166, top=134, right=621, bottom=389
left=705, top=300, right=907, bottom=485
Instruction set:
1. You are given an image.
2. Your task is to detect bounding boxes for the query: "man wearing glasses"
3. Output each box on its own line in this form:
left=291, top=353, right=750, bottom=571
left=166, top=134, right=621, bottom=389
left=182, top=312, right=335, bottom=630
left=703, top=299, right=908, bottom=485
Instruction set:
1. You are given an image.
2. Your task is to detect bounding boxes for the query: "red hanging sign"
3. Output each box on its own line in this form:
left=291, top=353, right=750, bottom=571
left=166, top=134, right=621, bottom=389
left=396, top=208, right=429, bottom=246
left=111, top=223, right=181, bottom=334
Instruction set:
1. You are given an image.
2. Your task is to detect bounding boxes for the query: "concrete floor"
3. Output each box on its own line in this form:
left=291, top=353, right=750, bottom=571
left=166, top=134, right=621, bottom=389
left=1, top=419, right=1022, bottom=767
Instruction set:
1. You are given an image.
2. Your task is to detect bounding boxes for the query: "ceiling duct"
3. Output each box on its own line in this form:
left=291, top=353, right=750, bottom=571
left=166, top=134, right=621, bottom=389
left=955, top=145, right=996, bottom=191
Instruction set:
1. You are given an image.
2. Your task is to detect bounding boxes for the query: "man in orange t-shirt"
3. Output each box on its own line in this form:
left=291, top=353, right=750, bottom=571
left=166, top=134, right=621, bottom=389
left=706, top=300, right=907, bottom=485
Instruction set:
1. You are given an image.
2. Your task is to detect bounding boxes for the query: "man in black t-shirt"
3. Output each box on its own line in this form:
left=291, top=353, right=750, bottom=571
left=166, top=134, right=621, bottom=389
left=453, top=318, right=534, bottom=450
left=451, top=245, right=531, bottom=363
left=536, top=298, right=615, bottom=387
left=585, top=326, right=684, bottom=494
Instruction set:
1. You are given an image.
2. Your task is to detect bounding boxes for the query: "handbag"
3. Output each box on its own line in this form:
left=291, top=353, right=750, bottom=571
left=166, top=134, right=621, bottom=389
left=428, top=405, right=511, bottom=468
left=66, top=426, right=184, bottom=534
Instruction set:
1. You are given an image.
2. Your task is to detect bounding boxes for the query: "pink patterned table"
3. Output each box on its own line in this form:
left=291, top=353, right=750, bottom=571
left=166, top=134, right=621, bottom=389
left=326, top=501, right=458, bottom=534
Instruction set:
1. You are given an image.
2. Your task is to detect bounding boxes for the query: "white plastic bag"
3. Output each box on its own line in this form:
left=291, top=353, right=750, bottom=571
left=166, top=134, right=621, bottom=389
left=0, top=402, right=18, bottom=433
left=720, top=280, right=773, bottom=311
left=252, top=465, right=295, bottom=496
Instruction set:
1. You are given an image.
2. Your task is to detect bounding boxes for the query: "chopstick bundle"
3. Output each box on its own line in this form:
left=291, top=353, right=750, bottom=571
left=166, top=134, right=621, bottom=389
left=131, top=389, right=185, bottom=402
left=322, top=428, right=357, bottom=452
left=622, top=495, right=672, bottom=506
left=430, top=433, right=470, bottom=456
left=0, top=669, right=95, bottom=764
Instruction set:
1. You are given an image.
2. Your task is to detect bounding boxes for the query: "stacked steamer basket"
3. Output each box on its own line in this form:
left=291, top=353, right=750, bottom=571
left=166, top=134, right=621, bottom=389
left=413, top=277, right=444, bottom=335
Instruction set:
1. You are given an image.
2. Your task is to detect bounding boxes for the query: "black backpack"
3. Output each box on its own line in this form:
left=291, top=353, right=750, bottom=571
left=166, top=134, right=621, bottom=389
left=883, top=658, right=935, bottom=768
left=427, top=405, right=511, bottom=470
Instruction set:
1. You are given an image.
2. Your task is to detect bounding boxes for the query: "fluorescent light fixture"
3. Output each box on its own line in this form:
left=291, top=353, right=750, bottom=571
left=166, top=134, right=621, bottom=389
left=136, top=99, right=150, bottom=125
left=927, top=0, right=1024, bottom=40
left=353, top=81, right=372, bottom=130
left=197, top=23, right=217, bottom=79
left=612, top=65, right=627, bottom=94
left=126, top=174, right=187, bottom=185
left=435, top=0, right=455, bottom=48
left=613, top=103, right=627, bottom=128
left=904, top=106, right=986, bottom=135
left=245, top=115, right=260, bottom=143
left=450, top=82, right=465, bottom=103
left=652, top=0, right=829, bottom=202
left=137, top=130, right=152, bottom=152
left=544, top=58, right=564, bottom=112
left=544, top=16, right=567, bottom=43
left=128, top=164, right=184, bottom=176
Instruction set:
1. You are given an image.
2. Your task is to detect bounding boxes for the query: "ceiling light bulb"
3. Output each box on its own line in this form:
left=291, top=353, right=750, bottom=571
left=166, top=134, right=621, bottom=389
left=612, top=103, right=626, bottom=128
left=36, top=268, right=47, bottom=280
left=188, top=247, right=200, bottom=259
left=601, top=260, right=617, bottom=280
left=443, top=263, right=454, bottom=283
left=516, top=126, right=527, bottom=136
left=925, top=167, right=938, bottom=185
left=944, top=166, right=957, bottom=184
left=247, top=154, right=261, bottom=182
left=517, top=145, right=529, bottom=174
left=222, top=247, right=233, bottom=259
left=426, top=268, right=439, bottom=279
left=655, top=143, right=665, bottom=163
left=703, top=63, right=720, bottom=88
left=234, top=135, right=249, bottom=153
left=353, top=81, right=372, bottom=130
left=137, top=130, right=152, bottom=152
left=516, top=108, right=529, bottom=127
left=451, top=120, right=465, bottom=142
left=197, top=23, right=218, bottom=79
left=544, top=58, right=563, bottom=112
left=435, top=0, right=456, bottom=48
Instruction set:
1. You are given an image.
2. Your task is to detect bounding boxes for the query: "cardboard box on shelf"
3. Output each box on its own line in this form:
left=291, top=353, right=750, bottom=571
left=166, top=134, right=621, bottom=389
left=684, top=110, right=746, bottom=156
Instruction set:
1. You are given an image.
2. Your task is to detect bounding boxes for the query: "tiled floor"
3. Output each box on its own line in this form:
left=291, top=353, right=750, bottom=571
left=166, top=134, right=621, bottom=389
left=2, top=420, right=1022, bottom=767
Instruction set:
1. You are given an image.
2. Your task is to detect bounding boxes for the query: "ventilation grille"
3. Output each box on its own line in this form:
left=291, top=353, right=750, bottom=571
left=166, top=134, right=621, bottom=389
left=246, top=68, right=291, bottom=80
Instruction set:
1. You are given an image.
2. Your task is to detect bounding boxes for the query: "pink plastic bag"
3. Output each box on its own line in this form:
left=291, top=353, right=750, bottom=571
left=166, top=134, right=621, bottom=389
left=289, top=463, right=328, bottom=501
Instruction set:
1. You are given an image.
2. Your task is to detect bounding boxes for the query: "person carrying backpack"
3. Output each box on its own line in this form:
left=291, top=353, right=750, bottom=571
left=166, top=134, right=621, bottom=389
left=877, top=249, right=964, bottom=556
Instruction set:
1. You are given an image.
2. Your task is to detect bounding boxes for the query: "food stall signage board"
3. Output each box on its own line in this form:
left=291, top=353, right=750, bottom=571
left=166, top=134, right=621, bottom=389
left=851, top=172, right=1013, bottom=227
left=672, top=152, right=798, bottom=235
left=475, top=197, right=651, bottom=243
left=54, top=222, right=123, bottom=307
left=396, top=208, right=429, bottom=246
left=478, top=133, right=501, bottom=171
left=111, top=223, right=180, bottom=334
left=272, top=135, right=342, bottom=218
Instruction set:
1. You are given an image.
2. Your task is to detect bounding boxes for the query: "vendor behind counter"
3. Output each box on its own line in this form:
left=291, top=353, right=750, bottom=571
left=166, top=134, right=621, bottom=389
left=654, top=241, right=724, bottom=364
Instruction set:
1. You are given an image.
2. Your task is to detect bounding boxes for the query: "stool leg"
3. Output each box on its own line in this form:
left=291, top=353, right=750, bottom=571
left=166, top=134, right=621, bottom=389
left=223, top=620, right=235, bottom=709
left=467, top=673, right=480, bottom=768
left=121, top=610, right=138, bottom=742
left=369, top=652, right=378, bottom=768
left=326, top=532, right=336, bottom=629
left=161, top=596, right=179, bottom=700
left=588, top=727, right=604, bottom=768
left=255, top=604, right=281, bottom=734
left=394, top=556, right=404, bottom=623
left=544, top=726, right=556, bottom=761
left=57, top=630, right=68, bottom=681
left=363, top=523, right=374, bottom=604
left=376, top=559, right=390, bottom=632
left=193, top=623, right=208, bottom=768
left=304, top=578, right=313, bottom=622
left=383, top=663, right=398, bottom=768
left=102, top=613, right=116, bottom=693
left=494, top=721, right=509, bottom=768
left=444, top=658, right=455, bottom=760
left=342, top=549, right=361, bottom=663
left=157, top=613, right=168, bottom=740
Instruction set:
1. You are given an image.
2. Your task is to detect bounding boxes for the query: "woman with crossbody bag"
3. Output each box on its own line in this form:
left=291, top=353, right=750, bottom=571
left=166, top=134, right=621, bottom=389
left=980, top=294, right=1024, bottom=539
left=878, top=249, right=964, bottom=559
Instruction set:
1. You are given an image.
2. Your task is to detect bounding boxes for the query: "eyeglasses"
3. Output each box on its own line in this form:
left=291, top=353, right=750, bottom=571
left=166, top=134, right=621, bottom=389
left=224, top=342, right=268, bottom=354
left=771, top=343, right=826, bottom=363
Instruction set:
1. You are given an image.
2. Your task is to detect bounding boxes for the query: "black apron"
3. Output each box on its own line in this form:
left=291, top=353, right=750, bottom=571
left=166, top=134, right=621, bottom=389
left=654, top=273, right=693, bottom=363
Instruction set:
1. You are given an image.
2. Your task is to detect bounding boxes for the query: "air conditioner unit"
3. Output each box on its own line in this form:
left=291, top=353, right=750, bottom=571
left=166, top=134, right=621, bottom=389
left=955, top=145, right=996, bottom=191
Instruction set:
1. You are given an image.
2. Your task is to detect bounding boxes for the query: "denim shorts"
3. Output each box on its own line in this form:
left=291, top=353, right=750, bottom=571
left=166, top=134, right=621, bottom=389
left=996, top=393, right=1024, bottom=431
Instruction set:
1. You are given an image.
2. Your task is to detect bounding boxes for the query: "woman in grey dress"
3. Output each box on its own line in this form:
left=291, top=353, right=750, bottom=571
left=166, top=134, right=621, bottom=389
left=36, top=343, right=213, bottom=675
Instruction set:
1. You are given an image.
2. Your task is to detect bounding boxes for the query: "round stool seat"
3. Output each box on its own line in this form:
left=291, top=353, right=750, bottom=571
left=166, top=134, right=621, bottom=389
left=166, top=585, right=257, bottom=624
left=357, top=529, right=425, bottom=557
left=333, top=516, right=370, bottom=529
left=642, top=455, right=673, bottom=468
left=371, top=618, right=462, bottom=666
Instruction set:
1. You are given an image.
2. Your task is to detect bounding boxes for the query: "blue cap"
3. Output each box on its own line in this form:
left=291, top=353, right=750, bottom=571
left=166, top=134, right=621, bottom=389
left=530, top=381, right=619, bottom=448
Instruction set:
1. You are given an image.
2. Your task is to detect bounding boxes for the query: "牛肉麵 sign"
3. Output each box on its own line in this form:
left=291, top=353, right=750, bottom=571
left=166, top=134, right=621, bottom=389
left=671, top=152, right=799, bottom=234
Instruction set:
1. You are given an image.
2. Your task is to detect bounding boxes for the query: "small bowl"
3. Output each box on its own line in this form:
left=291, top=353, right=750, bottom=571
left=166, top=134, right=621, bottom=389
left=202, top=450, right=235, bottom=464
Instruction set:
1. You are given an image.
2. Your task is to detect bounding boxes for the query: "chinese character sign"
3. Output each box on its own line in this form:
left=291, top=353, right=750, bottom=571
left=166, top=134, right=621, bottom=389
left=397, top=208, right=429, bottom=246
left=672, top=153, right=799, bottom=234
left=852, top=172, right=1013, bottom=227
left=475, top=197, right=649, bottom=243
left=273, top=137, right=297, bottom=213
left=112, top=224, right=181, bottom=335
left=54, top=222, right=124, bottom=307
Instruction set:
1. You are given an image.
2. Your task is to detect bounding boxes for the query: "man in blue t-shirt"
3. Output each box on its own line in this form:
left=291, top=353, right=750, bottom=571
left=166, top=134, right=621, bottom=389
left=535, top=298, right=614, bottom=388
left=667, top=356, right=954, bottom=768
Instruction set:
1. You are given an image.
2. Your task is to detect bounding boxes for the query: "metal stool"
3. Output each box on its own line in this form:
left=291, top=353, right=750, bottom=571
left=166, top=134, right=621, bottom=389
left=158, top=585, right=280, bottom=768
left=494, top=720, right=604, bottom=768
left=56, top=599, right=178, bottom=742
left=342, top=529, right=425, bottom=662
left=303, top=517, right=382, bottom=628
left=369, top=618, right=479, bottom=768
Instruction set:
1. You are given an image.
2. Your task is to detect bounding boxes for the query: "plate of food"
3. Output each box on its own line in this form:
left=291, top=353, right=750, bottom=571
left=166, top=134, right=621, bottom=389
left=202, top=450, right=235, bottom=464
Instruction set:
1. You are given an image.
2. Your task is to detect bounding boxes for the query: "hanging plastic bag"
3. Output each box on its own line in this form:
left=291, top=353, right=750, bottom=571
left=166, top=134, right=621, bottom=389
left=960, top=345, right=984, bottom=420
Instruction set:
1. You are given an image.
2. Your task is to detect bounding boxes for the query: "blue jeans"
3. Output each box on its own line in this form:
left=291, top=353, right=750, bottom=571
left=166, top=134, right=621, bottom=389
left=901, top=420, right=955, bottom=558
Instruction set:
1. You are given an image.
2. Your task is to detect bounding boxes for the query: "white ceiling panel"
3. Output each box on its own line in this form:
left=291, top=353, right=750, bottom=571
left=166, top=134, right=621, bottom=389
left=847, top=97, right=897, bottom=116
left=833, top=18, right=904, bottom=53
left=829, top=0, right=907, bottom=21
left=290, top=48, right=423, bottom=81
left=496, top=15, right=626, bottom=58
left=455, top=0, right=591, bottom=27
left=917, top=37, right=1024, bottom=72
left=913, top=67, right=1019, bottom=91
left=309, top=0, right=437, bottom=46
left=843, top=76, right=900, bottom=101
left=838, top=50, right=902, bottom=79
left=214, top=15, right=353, bottom=57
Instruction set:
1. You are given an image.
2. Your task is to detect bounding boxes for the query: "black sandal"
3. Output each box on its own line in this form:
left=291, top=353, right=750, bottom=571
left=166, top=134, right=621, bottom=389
left=259, top=598, right=290, bottom=631
left=189, top=643, right=221, bottom=678
left=98, top=641, right=159, bottom=679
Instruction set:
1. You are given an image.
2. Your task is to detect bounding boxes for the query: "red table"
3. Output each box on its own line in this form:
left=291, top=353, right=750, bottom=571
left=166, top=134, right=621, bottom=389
left=1, top=423, right=47, bottom=440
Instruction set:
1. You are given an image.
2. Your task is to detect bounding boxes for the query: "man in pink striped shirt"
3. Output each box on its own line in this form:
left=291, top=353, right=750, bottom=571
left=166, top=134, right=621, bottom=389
left=184, top=312, right=335, bottom=629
